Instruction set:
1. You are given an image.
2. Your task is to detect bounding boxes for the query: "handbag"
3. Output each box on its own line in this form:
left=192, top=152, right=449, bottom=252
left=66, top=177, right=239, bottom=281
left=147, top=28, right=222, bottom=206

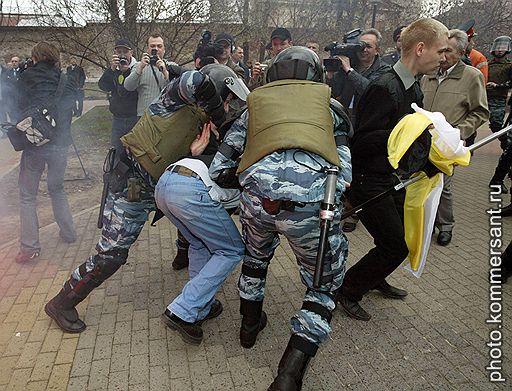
left=7, top=72, right=67, bottom=151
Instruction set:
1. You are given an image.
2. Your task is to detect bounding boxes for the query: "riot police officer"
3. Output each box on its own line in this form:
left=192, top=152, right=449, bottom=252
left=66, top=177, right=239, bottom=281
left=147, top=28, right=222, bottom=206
left=210, top=47, right=352, bottom=391
left=487, top=36, right=512, bottom=194
left=44, top=65, right=245, bottom=333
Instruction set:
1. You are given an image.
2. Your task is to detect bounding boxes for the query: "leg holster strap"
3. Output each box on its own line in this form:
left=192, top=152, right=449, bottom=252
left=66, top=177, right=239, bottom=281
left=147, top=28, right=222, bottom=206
left=290, top=335, right=318, bottom=357
left=241, top=264, right=268, bottom=279
left=301, top=301, right=332, bottom=323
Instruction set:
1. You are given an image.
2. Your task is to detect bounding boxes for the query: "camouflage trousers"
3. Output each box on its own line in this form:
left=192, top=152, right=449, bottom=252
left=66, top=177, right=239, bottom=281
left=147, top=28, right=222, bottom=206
left=489, top=97, right=507, bottom=130
left=238, top=191, right=348, bottom=346
left=71, top=187, right=156, bottom=282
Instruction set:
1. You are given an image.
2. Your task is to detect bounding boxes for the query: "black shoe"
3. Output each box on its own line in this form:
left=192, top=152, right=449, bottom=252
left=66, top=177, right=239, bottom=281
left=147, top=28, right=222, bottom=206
left=437, top=231, right=452, bottom=246
left=44, top=297, right=86, bottom=333
left=268, top=336, right=315, bottom=391
left=501, top=204, right=512, bottom=217
left=342, top=222, right=357, bottom=233
left=172, top=248, right=189, bottom=270
left=196, top=299, right=223, bottom=325
left=161, top=309, right=203, bottom=345
left=15, top=250, right=40, bottom=263
left=489, top=180, right=508, bottom=194
left=375, top=280, right=408, bottom=299
left=336, top=292, right=371, bottom=321
left=240, top=298, right=267, bottom=348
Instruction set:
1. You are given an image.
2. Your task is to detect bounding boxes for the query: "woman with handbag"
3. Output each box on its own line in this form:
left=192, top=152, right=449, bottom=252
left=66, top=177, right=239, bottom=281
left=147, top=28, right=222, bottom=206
left=14, top=41, right=77, bottom=263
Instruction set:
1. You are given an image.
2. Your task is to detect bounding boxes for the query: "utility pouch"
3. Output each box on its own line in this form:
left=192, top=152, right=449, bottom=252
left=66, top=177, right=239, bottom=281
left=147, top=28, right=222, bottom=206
left=127, top=176, right=142, bottom=202
left=262, top=198, right=282, bottom=215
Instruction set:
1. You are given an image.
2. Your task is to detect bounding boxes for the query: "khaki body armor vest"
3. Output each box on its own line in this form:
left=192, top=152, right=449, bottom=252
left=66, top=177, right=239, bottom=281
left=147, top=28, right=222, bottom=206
left=121, top=106, right=208, bottom=180
left=237, top=79, right=340, bottom=173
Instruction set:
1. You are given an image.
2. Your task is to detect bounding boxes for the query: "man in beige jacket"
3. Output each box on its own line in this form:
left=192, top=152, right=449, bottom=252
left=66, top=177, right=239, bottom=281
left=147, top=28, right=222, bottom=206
left=421, top=29, right=489, bottom=246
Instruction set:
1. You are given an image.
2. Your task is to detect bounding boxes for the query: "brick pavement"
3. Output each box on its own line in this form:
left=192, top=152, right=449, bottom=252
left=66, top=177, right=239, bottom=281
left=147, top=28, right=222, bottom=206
left=0, top=153, right=511, bottom=390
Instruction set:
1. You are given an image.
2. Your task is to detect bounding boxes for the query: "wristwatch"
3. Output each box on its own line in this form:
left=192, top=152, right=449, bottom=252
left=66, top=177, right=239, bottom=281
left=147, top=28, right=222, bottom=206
left=346, top=67, right=354, bottom=75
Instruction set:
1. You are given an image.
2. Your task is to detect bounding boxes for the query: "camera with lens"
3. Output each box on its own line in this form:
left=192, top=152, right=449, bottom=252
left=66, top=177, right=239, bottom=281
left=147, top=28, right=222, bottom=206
left=149, top=48, right=158, bottom=65
left=193, top=30, right=223, bottom=69
left=118, top=56, right=129, bottom=66
left=323, top=28, right=367, bottom=72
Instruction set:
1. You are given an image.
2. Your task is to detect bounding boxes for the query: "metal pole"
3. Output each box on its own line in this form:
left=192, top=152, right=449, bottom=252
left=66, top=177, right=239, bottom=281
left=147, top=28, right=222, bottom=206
left=341, top=123, right=512, bottom=220
left=313, top=167, right=339, bottom=289
left=371, top=4, right=377, bottom=28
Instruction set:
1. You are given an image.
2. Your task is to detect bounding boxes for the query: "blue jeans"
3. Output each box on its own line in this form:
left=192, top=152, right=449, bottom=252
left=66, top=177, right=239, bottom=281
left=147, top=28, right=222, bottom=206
left=111, top=116, right=139, bottom=156
left=155, top=171, right=244, bottom=323
left=18, top=145, right=76, bottom=252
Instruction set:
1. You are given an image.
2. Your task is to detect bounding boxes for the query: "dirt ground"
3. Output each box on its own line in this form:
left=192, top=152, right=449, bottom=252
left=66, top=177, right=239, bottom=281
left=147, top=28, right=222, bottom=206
left=0, top=105, right=111, bottom=247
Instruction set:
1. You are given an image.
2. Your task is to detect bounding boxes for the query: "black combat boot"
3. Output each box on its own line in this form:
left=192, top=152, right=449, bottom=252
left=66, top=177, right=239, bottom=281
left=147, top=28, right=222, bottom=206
left=240, top=298, right=267, bottom=348
left=44, top=279, right=87, bottom=333
left=267, top=335, right=316, bottom=391
left=172, top=247, right=189, bottom=270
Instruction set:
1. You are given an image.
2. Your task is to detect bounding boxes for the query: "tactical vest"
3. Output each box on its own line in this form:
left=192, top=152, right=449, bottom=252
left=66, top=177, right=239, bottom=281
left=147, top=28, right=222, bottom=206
left=121, top=105, right=208, bottom=180
left=237, top=79, right=340, bottom=173
left=488, top=60, right=512, bottom=98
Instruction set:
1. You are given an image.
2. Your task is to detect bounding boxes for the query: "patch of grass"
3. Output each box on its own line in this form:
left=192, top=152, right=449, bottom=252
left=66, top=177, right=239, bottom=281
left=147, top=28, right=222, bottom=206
left=72, top=106, right=112, bottom=146
left=83, top=81, right=108, bottom=100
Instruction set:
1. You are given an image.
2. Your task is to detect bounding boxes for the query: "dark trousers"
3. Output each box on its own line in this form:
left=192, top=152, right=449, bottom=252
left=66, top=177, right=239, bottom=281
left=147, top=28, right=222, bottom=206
left=343, top=173, right=408, bottom=302
left=73, top=89, right=84, bottom=117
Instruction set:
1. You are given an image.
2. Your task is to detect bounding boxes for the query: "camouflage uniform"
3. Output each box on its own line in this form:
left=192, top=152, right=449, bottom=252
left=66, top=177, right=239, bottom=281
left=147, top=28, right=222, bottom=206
left=488, top=58, right=512, bottom=187
left=45, top=70, right=223, bottom=333
left=210, top=109, right=351, bottom=346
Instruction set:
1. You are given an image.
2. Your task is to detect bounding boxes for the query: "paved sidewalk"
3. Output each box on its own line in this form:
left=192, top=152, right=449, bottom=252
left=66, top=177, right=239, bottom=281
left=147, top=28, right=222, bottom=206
left=0, top=153, right=511, bottom=390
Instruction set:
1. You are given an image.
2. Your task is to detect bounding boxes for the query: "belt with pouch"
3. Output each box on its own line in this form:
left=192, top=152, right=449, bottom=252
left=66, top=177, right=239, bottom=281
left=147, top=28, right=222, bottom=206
left=261, top=198, right=306, bottom=215
left=167, top=165, right=199, bottom=179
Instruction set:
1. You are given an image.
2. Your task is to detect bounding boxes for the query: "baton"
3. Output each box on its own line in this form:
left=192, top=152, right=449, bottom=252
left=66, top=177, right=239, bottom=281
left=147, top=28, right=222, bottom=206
left=313, top=166, right=339, bottom=289
left=341, top=124, right=512, bottom=220
left=97, top=148, right=116, bottom=229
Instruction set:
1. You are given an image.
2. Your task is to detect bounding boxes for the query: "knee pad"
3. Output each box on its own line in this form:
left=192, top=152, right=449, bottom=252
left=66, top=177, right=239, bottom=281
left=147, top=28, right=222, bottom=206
left=94, top=249, right=128, bottom=281
left=78, top=249, right=128, bottom=288
left=301, top=300, right=332, bottom=325
left=241, top=263, right=269, bottom=279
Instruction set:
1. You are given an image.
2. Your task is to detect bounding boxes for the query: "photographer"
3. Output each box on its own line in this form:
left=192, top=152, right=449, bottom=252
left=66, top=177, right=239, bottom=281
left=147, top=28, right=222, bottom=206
left=124, top=33, right=170, bottom=117
left=327, top=28, right=390, bottom=233
left=328, top=29, right=390, bottom=122
left=249, top=27, right=293, bottom=90
left=213, top=33, right=245, bottom=79
left=98, top=38, right=139, bottom=156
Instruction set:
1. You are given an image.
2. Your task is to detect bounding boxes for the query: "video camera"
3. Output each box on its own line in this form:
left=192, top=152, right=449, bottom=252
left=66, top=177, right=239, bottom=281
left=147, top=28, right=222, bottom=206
left=193, top=30, right=223, bottom=69
left=323, top=28, right=368, bottom=72
left=20, top=57, right=34, bottom=73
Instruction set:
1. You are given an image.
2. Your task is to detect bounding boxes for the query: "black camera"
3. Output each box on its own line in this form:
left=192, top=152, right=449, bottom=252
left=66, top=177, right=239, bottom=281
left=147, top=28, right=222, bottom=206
left=149, top=48, right=158, bottom=65
left=323, top=28, right=367, bottom=72
left=193, top=30, right=223, bottom=69
left=118, top=56, right=128, bottom=66
left=200, top=30, right=212, bottom=46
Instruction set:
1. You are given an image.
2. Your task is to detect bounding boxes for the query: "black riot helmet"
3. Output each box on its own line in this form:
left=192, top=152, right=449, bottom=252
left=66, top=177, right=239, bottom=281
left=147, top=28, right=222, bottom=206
left=199, top=63, right=249, bottom=102
left=491, top=36, right=512, bottom=57
left=266, top=46, right=324, bottom=84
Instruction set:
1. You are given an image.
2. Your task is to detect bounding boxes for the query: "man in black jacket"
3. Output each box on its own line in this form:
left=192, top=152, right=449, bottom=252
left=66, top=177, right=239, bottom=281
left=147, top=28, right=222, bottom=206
left=327, top=28, right=390, bottom=233
left=66, top=57, right=86, bottom=117
left=337, top=18, right=449, bottom=321
left=98, top=39, right=138, bottom=156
